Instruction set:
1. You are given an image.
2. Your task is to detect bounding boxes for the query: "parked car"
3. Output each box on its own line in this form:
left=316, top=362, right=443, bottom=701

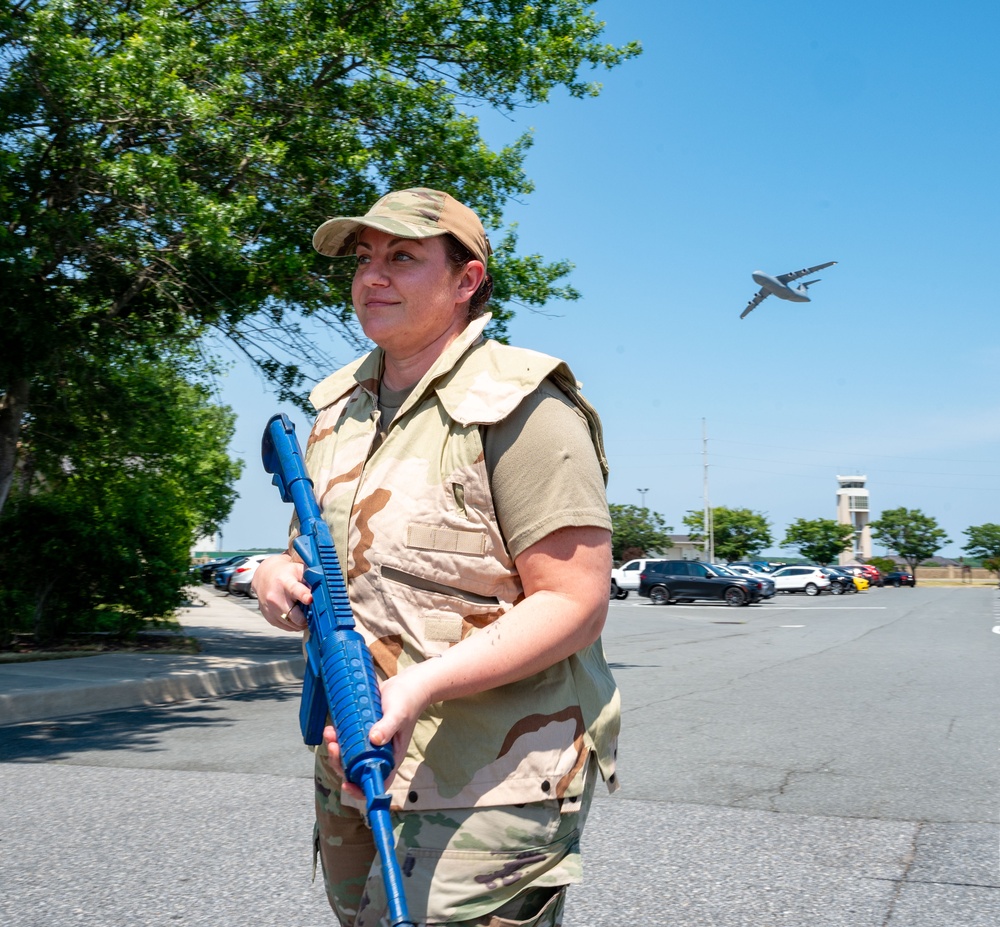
left=845, top=571, right=870, bottom=592
left=728, top=560, right=785, bottom=574
left=820, top=567, right=859, bottom=595
left=718, top=564, right=776, bottom=598
left=639, top=560, right=763, bottom=607
left=228, top=554, right=271, bottom=597
left=196, top=553, right=248, bottom=584
left=838, top=564, right=881, bottom=588
left=857, top=564, right=882, bottom=586
left=213, top=556, right=252, bottom=593
left=769, top=565, right=832, bottom=596
left=610, top=558, right=663, bottom=599
left=882, top=570, right=915, bottom=587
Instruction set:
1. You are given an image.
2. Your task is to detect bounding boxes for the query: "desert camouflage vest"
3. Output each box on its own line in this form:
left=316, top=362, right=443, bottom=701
left=304, top=315, right=620, bottom=810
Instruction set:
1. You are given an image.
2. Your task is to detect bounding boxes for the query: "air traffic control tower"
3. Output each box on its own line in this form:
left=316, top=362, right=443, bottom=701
left=836, top=474, right=872, bottom=564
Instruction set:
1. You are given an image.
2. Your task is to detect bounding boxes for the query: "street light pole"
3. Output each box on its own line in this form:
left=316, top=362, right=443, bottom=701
left=702, top=419, right=714, bottom=564
left=637, top=487, right=649, bottom=508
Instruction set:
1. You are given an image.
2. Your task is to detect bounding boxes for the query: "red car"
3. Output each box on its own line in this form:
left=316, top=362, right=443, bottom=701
left=857, top=564, right=882, bottom=586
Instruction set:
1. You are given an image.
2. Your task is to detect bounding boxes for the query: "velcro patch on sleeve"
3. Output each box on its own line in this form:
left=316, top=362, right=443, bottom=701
left=406, top=524, right=487, bottom=555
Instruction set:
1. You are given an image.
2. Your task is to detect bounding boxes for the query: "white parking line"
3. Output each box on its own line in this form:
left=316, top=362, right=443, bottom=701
left=614, top=602, right=888, bottom=610
left=754, top=606, right=888, bottom=610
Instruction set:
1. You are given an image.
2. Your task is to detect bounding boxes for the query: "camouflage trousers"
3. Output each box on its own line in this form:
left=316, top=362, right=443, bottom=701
left=313, top=748, right=597, bottom=927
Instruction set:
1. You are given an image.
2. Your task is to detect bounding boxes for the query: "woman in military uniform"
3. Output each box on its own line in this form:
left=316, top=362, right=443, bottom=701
left=254, top=188, right=620, bottom=927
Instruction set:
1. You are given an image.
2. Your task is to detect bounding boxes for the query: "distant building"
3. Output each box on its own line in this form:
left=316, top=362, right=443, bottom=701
left=666, top=534, right=705, bottom=561
left=620, top=535, right=703, bottom=564
left=191, top=533, right=221, bottom=559
left=836, top=474, right=871, bottom=564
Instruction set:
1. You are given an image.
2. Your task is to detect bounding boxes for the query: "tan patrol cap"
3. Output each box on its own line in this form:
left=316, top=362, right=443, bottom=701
left=312, top=187, right=492, bottom=266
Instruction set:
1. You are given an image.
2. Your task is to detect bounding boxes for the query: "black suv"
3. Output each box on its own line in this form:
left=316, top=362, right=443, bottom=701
left=883, top=570, right=915, bottom=587
left=639, top=560, right=763, bottom=607
left=820, top=567, right=858, bottom=594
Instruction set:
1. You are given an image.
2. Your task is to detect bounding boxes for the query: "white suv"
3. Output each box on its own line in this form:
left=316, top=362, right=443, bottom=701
left=769, top=566, right=831, bottom=596
left=611, top=558, right=662, bottom=599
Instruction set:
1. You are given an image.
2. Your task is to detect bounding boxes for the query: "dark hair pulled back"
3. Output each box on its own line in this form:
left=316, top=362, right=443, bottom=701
left=443, top=235, right=494, bottom=320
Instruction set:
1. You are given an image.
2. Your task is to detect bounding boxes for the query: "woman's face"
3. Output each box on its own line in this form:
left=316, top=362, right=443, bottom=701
left=352, top=228, right=481, bottom=365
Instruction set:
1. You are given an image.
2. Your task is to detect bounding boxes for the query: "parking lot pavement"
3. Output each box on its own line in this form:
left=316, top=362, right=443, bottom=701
left=2, top=586, right=997, bottom=926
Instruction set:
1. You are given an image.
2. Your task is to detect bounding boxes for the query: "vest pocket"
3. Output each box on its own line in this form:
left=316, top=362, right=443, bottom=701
left=381, top=565, right=500, bottom=607
left=377, top=563, right=505, bottom=657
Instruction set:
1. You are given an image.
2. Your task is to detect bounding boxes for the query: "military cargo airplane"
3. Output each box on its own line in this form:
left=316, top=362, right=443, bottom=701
left=740, top=261, right=837, bottom=319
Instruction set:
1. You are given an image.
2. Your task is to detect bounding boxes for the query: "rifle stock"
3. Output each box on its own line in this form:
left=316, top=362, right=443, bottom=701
left=262, top=413, right=414, bottom=927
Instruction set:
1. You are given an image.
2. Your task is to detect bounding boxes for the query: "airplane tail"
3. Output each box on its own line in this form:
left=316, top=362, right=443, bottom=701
left=800, top=278, right=821, bottom=289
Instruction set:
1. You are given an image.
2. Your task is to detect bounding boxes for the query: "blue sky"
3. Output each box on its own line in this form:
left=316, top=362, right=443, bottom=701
left=214, top=0, right=999, bottom=559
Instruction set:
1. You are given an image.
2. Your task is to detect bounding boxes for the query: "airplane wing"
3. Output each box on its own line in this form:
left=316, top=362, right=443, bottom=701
left=776, top=261, right=837, bottom=284
left=740, top=288, right=770, bottom=319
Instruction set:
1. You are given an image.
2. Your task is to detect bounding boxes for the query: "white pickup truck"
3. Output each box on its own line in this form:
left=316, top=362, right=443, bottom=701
left=610, top=558, right=660, bottom=599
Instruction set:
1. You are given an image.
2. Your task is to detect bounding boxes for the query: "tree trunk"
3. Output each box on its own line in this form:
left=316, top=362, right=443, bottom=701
left=32, top=576, right=57, bottom=644
left=0, top=378, right=30, bottom=517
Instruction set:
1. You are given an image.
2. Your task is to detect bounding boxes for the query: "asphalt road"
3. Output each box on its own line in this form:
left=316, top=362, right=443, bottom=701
left=1, top=586, right=997, bottom=926
left=603, top=584, right=996, bottom=823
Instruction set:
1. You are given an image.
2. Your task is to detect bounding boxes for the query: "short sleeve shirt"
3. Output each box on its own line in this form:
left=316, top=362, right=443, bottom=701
left=379, top=378, right=610, bottom=561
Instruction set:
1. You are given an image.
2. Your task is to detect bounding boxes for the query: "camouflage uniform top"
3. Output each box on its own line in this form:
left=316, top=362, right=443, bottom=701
left=304, top=315, right=621, bottom=812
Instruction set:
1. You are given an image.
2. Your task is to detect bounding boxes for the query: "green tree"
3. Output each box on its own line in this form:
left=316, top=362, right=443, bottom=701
left=608, top=504, right=672, bottom=562
left=782, top=518, right=856, bottom=566
left=0, top=347, right=242, bottom=644
left=869, top=507, right=950, bottom=583
left=683, top=507, right=773, bottom=563
left=0, top=0, right=640, bottom=513
left=962, top=523, right=1000, bottom=563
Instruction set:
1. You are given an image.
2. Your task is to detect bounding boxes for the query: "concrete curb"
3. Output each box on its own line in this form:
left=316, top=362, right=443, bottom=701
left=0, top=655, right=304, bottom=726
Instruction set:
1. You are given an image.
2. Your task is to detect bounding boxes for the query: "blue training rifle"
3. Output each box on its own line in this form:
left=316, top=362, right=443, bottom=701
left=262, top=413, right=414, bottom=927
